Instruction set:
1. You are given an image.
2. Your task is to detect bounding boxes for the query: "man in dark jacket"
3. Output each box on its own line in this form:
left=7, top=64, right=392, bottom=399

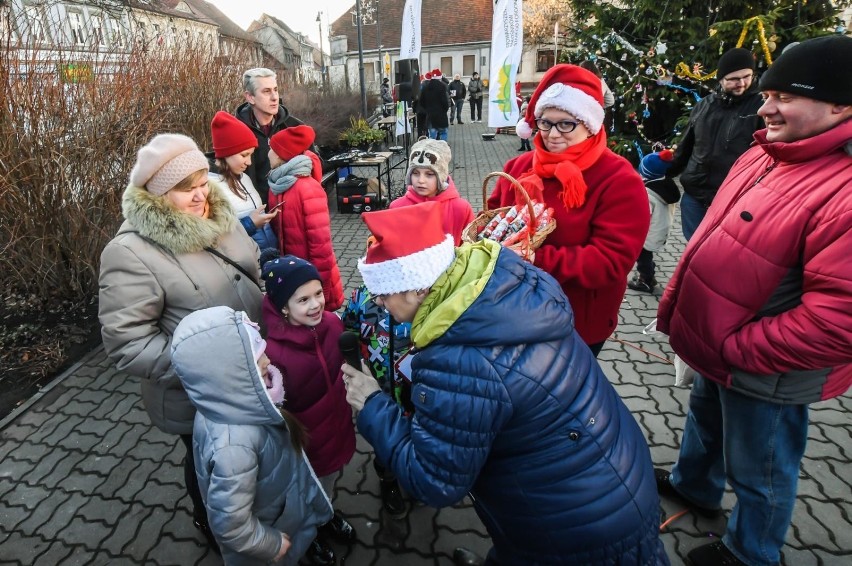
left=342, top=202, right=669, bottom=566
left=419, top=71, right=450, bottom=140
left=234, top=67, right=304, bottom=203
left=448, top=74, right=466, bottom=125
left=467, top=72, right=484, bottom=122
left=668, top=48, right=764, bottom=240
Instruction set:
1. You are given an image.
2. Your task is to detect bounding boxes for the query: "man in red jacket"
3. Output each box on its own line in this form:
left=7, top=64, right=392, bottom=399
left=655, top=36, right=852, bottom=566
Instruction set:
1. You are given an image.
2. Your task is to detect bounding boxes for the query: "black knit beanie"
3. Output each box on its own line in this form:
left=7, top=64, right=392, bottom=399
left=759, top=35, right=852, bottom=105
left=717, top=48, right=756, bottom=79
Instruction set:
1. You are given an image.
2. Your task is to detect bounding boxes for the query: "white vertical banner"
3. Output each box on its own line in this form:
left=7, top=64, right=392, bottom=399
left=488, top=0, right=523, bottom=128
left=395, top=101, right=407, bottom=137
left=398, top=0, right=422, bottom=59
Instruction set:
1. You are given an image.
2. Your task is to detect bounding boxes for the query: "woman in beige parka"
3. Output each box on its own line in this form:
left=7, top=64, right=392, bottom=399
left=98, top=133, right=263, bottom=553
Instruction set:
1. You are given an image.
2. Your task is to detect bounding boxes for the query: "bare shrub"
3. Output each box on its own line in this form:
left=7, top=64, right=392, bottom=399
left=0, top=38, right=247, bottom=299
left=284, top=85, right=377, bottom=148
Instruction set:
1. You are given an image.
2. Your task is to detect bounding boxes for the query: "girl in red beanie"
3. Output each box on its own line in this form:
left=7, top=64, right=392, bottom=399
left=209, top=111, right=279, bottom=252
left=488, top=64, right=650, bottom=357
left=266, top=125, right=344, bottom=311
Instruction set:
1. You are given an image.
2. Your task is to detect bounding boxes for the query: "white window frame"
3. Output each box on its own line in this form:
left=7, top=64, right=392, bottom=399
left=67, top=11, right=86, bottom=46
left=107, top=16, right=124, bottom=47
left=24, top=4, right=49, bottom=44
left=91, top=13, right=106, bottom=47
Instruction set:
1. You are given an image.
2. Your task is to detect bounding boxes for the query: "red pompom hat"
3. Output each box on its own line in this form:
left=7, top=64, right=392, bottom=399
left=358, top=201, right=455, bottom=296
left=269, top=125, right=316, bottom=161
left=516, top=64, right=605, bottom=140
left=210, top=111, right=258, bottom=158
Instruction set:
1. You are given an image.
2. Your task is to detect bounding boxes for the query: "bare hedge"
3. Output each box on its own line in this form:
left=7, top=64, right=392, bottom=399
left=0, top=41, right=363, bottom=301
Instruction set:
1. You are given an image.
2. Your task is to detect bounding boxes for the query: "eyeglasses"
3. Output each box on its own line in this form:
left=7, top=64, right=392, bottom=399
left=535, top=119, right=579, bottom=133
left=722, top=73, right=754, bottom=84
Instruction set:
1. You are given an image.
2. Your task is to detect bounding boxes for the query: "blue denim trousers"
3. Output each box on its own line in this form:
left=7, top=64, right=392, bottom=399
left=428, top=127, right=448, bottom=141
left=679, top=192, right=708, bottom=241
left=453, top=99, right=465, bottom=122
left=671, top=375, right=808, bottom=566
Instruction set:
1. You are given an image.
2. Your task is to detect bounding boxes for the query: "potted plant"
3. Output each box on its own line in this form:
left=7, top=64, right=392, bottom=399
left=339, top=116, right=385, bottom=150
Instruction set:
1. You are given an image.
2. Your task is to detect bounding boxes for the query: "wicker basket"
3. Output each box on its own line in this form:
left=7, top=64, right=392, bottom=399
left=461, top=171, right=556, bottom=261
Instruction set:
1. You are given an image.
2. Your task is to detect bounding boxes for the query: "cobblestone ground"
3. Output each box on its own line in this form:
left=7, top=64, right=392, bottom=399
left=1, top=108, right=850, bottom=566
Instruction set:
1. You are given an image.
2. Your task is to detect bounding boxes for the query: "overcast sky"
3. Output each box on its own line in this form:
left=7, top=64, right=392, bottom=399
left=207, top=0, right=356, bottom=46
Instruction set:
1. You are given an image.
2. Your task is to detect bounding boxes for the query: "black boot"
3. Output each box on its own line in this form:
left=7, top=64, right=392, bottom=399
left=453, top=547, right=485, bottom=566
left=319, top=512, right=356, bottom=544
left=686, top=541, right=747, bottom=566
left=655, top=468, right=722, bottom=518
left=305, top=536, right=336, bottom=565
left=380, top=478, right=407, bottom=518
left=192, top=516, right=221, bottom=555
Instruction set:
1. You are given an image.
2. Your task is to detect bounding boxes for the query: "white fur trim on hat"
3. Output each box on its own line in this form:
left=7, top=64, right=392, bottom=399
left=516, top=119, right=533, bottom=139
left=358, top=234, right=455, bottom=296
left=534, top=83, right=605, bottom=135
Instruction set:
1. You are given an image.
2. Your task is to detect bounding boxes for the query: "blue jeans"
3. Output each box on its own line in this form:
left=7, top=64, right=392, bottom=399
left=428, top=127, right=448, bottom=141
left=452, top=99, right=464, bottom=122
left=671, top=375, right=808, bottom=566
left=680, top=192, right=707, bottom=241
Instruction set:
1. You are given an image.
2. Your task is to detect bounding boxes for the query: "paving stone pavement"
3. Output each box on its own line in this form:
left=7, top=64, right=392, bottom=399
left=2, top=108, right=851, bottom=566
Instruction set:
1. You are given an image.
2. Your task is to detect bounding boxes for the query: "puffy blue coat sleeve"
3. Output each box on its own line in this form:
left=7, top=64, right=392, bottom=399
left=357, top=348, right=513, bottom=508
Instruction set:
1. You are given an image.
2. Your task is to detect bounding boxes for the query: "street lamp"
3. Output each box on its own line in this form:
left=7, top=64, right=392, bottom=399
left=316, top=12, right=326, bottom=88
left=355, top=0, right=368, bottom=116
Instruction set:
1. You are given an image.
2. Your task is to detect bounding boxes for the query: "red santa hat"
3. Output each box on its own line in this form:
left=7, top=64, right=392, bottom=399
left=358, top=201, right=455, bottom=296
left=431, top=68, right=443, bottom=79
left=516, top=64, right=605, bottom=140
left=424, top=71, right=433, bottom=80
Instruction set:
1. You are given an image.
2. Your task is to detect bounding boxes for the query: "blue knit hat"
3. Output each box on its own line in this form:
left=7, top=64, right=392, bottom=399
left=639, top=149, right=674, bottom=180
left=262, top=255, right=321, bottom=311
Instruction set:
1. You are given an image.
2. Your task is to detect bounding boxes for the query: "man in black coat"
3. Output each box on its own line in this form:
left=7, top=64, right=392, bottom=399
left=234, top=67, right=304, bottom=203
left=668, top=48, right=764, bottom=240
left=448, top=74, right=467, bottom=125
left=419, top=71, right=450, bottom=140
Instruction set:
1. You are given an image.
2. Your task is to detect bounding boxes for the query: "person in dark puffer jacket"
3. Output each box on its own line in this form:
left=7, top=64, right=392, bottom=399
left=341, top=202, right=669, bottom=566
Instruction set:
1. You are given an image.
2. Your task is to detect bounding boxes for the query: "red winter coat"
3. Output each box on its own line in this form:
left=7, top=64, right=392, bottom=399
left=262, top=296, right=356, bottom=476
left=658, top=120, right=852, bottom=403
left=267, top=151, right=344, bottom=311
left=488, top=149, right=649, bottom=344
left=389, top=176, right=475, bottom=245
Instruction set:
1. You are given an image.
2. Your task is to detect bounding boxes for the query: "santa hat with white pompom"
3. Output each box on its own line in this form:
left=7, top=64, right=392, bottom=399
left=516, top=64, right=605, bottom=140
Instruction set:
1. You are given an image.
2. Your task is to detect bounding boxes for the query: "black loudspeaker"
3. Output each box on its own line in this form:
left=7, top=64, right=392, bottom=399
left=394, top=58, right=420, bottom=102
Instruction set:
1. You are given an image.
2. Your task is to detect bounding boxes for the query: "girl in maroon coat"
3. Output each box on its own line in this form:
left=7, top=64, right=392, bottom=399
left=261, top=255, right=356, bottom=566
left=389, top=138, right=474, bottom=245
left=266, top=126, right=344, bottom=311
left=488, top=64, right=650, bottom=356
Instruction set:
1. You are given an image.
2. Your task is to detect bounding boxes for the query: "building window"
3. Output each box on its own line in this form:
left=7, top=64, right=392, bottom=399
left=67, top=11, right=86, bottom=45
left=440, top=56, right=452, bottom=77
left=24, top=5, right=49, bottom=44
left=107, top=17, right=124, bottom=47
left=364, top=61, right=376, bottom=82
left=462, top=55, right=475, bottom=77
left=536, top=49, right=555, bottom=72
left=91, top=13, right=106, bottom=47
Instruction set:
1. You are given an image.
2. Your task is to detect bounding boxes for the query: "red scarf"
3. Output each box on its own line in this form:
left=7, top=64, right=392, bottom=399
left=516, top=129, right=607, bottom=209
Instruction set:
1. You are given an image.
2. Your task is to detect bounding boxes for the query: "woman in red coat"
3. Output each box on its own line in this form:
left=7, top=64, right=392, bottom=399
left=261, top=255, right=356, bottom=566
left=488, top=65, right=650, bottom=356
left=266, top=126, right=344, bottom=311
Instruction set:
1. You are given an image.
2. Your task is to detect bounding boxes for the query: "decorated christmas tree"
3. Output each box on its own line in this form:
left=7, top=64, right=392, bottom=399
left=560, top=0, right=850, bottom=162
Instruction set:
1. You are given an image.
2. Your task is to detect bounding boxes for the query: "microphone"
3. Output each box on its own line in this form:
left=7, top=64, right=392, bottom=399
left=338, top=331, right=363, bottom=370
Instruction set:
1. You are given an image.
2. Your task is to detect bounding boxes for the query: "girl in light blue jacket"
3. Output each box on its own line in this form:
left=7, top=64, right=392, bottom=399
left=171, top=306, right=332, bottom=565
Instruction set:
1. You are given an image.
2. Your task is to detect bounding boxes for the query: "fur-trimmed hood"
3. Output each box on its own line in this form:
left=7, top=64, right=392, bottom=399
left=119, top=181, right=237, bottom=255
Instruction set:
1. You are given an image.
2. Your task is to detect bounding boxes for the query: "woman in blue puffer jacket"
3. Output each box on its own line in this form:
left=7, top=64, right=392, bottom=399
left=342, top=202, right=668, bottom=565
